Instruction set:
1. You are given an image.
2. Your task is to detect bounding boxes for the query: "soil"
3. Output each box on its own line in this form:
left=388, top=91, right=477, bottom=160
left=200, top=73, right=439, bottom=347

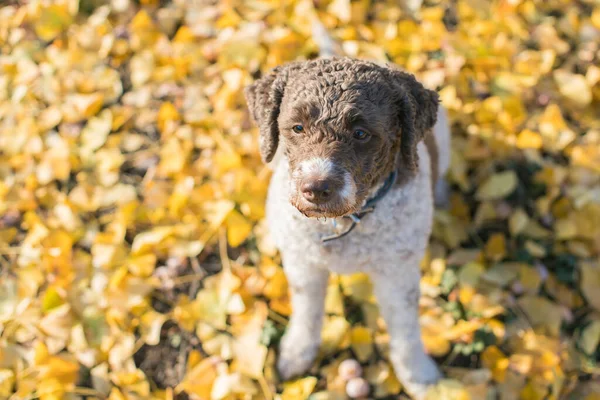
left=136, top=247, right=222, bottom=397
left=134, top=320, right=203, bottom=399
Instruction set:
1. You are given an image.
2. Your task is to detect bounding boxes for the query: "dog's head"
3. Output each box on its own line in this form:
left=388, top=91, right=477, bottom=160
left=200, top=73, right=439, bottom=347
left=245, top=58, right=438, bottom=218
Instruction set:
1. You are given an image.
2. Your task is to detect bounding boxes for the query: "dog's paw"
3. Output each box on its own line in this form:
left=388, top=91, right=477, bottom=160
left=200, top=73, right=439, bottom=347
left=277, top=333, right=320, bottom=380
left=401, top=359, right=442, bottom=400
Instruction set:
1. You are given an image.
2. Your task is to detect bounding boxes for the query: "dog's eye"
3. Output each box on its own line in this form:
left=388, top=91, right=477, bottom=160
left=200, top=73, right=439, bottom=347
left=292, top=125, right=304, bottom=134
left=353, top=129, right=370, bottom=141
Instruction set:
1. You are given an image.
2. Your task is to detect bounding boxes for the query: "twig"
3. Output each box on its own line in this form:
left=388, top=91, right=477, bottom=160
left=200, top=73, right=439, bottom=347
left=219, top=227, right=231, bottom=273
left=171, top=273, right=205, bottom=286
left=258, top=375, right=273, bottom=400
left=68, top=387, right=106, bottom=399
left=188, top=255, right=205, bottom=297
left=141, top=164, right=157, bottom=188
left=268, top=309, right=289, bottom=326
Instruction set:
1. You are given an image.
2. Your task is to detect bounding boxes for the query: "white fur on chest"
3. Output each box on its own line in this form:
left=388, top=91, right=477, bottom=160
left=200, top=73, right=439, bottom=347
left=265, top=142, right=434, bottom=274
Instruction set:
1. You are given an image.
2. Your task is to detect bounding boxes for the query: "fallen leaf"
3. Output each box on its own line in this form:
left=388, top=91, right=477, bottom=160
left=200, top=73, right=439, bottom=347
left=476, top=171, right=518, bottom=201
left=517, top=296, right=563, bottom=337
left=34, top=4, right=73, bottom=41
left=581, top=262, right=600, bottom=312
left=282, top=377, right=318, bottom=400
left=350, top=326, right=373, bottom=362
left=425, top=379, right=470, bottom=400
left=226, top=210, right=253, bottom=247
left=553, top=70, right=592, bottom=107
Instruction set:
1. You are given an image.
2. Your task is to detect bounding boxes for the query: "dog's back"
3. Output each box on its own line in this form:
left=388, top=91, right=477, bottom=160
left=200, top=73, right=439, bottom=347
left=425, top=107, right=451, bottom=206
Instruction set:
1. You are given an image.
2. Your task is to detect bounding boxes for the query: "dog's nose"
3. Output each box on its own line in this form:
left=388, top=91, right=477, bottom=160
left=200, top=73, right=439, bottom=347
left=302, top=180, right=331, bottom=204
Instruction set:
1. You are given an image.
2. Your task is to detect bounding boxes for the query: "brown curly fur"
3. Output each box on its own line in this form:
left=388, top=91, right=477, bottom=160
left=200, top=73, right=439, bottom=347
left=245, top=57, right=439, bottom=214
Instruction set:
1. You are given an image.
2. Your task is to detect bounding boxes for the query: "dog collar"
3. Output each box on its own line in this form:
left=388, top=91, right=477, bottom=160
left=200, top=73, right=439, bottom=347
left=321, top=170, right=398, bottom=243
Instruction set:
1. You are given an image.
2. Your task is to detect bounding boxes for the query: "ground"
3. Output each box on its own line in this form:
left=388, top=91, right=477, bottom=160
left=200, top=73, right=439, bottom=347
left=0, top=0, right=600, bottom=400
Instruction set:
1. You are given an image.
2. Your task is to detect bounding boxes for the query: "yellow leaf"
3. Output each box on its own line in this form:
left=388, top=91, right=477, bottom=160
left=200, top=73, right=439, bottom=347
left=157, top=102, right=180, bottom=134
left=516, top=129, right=543, bottom=149
left=231, top=303, right=267, bottom=371
left=263, top=266, right=288, bottom=299
left=350, top=326, right=373, bottom=362
left=226, top=210, right=253, bottom=247
left=34, top=4, right=73, bottom=41
left=571, top=144, right=600, bottom=174
left=194, top=289, right=227, bottom=330
left=81, top=109, right=113, bottom=155
left=309, top=391, right=347, bottom=400
left=211, top=372, right=258, bottom=399
left=140, top=310, right=167, bottom=346
left=476, top=171, right=518, bottom=201
left=0, top=369, right=15, bottom=398
left=177, top=358, right=219, bottom=398
left=555, top=218, right=577, bottom=239
left=520, top=381, right=548, bottom=400
left=508, top=353, right=533, bottom=375
left=327, top=0, right=351, bottom=23
left=524, top=240, right=546, bottom=258
left=517, top=296, right=562, bottom=337
left=443, top=320, right=483, bottom=341
left=340, top=273, right=373, bottom=303
left=109, top=369, right=150, bottom=397
left=509, top=208, right=529, bottom=235
left=581, top=262, right=600, bottom=312
left=64, top=93, right=105, bottom=122
left=484, top=233, right=507, bottom=261
left=202, top=200, right=236, bottom=243
left=39, top=106, right=63, bottom=131
left=459, top=286, right=475, bottom=305
left=39, top=304, right=73, bottom=346
left=539, top=104, right=568, bottom=138
left=232, top=335, right=267, bottom=379
left=365, top=361, right=402, bottom=397
left=321, top=316, right=350, bottom=355
left=158, top=137, right=189, bottom=175
left=481, top=346, right=509, bottom=382
left=422, top=333, right=451, bottom=357
left=522, top=219, right=552, bottom=239
left=458, top=262, right=485, bottom=288
left=518, top=264, right=542, bottom=294
left=425, top=379, right=471, bottom=400
left=281, top=377, right=318, bottom=400
left=108, top=388, right=127, bottom=400
left=41, top=285, right=65, bottom=312
left=41, top=355, right=80, bottom=385
left=127, top=254, right=157, bottom=277
left=579, top=320, right=600, bottom=355
left=554, top=70, right=592, bottom=107
left=325, top=281, right=345, bottom=315
left=38, top=377, right=66, bottom=400
left=131, top=226, right=174, bottom=254
left=361, top=303, right=380, bottom=331
left=214, top=148, right=243, bottom=174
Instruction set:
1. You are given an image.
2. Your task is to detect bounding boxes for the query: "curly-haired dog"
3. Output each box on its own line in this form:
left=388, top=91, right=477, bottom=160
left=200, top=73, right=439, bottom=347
left=245, top=57, right=450, bottom=399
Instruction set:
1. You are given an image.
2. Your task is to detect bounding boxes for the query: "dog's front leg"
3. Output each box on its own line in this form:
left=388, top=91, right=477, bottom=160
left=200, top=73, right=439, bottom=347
left=277, top=260, right=329, bottom=380
left=371, top=264, right=441, bottom=399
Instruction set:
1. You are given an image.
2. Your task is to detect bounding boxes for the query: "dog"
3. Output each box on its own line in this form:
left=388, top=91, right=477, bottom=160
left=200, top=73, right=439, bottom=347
left=245, top=57, right=450, bottom=399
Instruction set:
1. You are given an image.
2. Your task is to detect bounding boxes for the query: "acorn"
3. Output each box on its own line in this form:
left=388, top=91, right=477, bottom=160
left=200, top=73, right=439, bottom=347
left=338, top=359, right=362, bottom=381
left=345, top=377, right=370, bottom=398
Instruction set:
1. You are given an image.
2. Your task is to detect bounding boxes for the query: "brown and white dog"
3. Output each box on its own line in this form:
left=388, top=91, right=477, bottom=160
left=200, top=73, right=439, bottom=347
left=245, top=57, right=450, bottom=399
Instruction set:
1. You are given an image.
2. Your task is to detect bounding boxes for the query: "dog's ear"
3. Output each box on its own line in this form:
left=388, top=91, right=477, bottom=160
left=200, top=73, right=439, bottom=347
left=387, top=67, right=439, bottom=174
left=245, top=64, right=296, bottom=163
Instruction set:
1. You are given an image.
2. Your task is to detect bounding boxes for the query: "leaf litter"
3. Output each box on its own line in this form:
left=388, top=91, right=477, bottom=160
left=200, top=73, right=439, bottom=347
left=0, top=0, right=600, bottom=399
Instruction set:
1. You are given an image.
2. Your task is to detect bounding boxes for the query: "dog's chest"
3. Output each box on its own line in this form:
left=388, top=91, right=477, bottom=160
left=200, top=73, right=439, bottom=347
left=265, top=153, right=434, bottom=273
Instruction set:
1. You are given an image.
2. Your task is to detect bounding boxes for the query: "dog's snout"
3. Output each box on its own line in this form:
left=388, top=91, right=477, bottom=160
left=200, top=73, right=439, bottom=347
left=294, top=157, right=356, bottom=211
left=301, top=180, right=331, bottom=204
